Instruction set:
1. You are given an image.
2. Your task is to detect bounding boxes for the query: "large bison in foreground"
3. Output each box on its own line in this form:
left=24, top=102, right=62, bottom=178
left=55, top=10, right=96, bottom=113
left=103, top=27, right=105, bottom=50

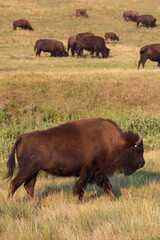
left=138, top=44, right=160, bottom=69
left=5, top=118, right=145, bottom=202
left=34, top=39, right=68, bottom=57
left=136, top=15, right=156, bottom=27
left=13, top=19, right=33, bottom=31
left=76, top=36, right=110, bottom=58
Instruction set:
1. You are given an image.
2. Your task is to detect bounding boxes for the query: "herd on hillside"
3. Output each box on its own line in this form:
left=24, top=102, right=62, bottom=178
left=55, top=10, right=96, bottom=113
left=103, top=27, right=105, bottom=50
left=5, top=9, right=157, bottom=203
left=13, top=9, right=160, bottom=69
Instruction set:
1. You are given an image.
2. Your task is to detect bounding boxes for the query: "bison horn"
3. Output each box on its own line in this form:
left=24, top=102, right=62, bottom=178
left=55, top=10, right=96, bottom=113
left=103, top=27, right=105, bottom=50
left=136, top=133, right=142, bottom=145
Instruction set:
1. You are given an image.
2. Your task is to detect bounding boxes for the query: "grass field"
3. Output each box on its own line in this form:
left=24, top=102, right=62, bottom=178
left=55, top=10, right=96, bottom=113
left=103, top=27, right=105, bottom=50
left=0, top=0, right=160, bottom=239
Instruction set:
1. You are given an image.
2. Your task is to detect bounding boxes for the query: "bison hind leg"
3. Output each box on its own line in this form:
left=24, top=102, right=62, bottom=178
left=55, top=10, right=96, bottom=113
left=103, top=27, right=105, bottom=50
left=24, top=172, right=38, bottom=199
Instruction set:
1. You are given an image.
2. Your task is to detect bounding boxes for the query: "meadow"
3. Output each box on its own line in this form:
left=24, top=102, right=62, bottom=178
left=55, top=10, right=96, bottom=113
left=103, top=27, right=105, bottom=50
left=0, top=0, right=160, bottom=239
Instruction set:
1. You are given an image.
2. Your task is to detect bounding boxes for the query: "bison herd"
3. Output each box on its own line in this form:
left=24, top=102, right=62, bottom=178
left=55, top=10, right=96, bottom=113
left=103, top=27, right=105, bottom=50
left=4, top=8, right=159, bottom=203
left=6, top=118, right=145, bottom=202
left=13, top=9, right=160, bottom=68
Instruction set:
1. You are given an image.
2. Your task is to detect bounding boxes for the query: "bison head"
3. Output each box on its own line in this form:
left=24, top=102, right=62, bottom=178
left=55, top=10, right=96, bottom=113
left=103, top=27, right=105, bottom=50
left=123, top=133, right=145, bottom=176
left=64, top=51, right=68, bottom=57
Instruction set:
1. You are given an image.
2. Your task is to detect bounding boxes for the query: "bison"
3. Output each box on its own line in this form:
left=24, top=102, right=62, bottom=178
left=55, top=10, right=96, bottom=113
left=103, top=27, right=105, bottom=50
left=123, top=11, right=138, bottom=22
left=76, top=36, right=110, bottom=58
left=68, top=35, right=77, bottom=56
left=5, top=118, right=145, bottom=202
left=68, top=32, right=95, bottom=56
left=104, top=32, right=119, bottom=42
left=13, top=19, right=33, bottom=31
left=76, top=9, right=88, bottom=18
left=34, top=39, right=68, bottom=57
left=138, top=44, right=160, bottom=69
left=136, top=15, right=156, bottom=27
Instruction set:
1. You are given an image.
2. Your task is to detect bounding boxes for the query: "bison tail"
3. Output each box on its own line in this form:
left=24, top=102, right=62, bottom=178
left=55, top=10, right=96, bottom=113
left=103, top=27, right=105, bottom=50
left=4, top=136, right=22, bottom=180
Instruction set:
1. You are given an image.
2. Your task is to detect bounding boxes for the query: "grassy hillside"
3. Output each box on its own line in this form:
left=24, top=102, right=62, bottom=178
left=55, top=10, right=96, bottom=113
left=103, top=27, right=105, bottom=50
left=0, top=0, right=160, bottom=239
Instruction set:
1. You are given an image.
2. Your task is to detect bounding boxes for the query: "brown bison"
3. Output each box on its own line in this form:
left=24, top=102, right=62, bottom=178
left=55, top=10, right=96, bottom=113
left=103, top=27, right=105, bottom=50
left=68, top=32, right=95, bottom=56
left=76, top=9, right=88, bottom=18
left=5, top=118, right=145, bottom=202
left=104, top=32, right=119, bottom=42
left=123, top=11, right=138, bottom=22
left=34, top=39, right=68, bottom=57
left=76, top=36, right=110, bottom=58
left=136, top=15, right=156, bottom=27
left=138, top=44, right=160, bottom=69
left=13, top=19, right=33, bottom=31
left=68, top=35, right=77, bottom=56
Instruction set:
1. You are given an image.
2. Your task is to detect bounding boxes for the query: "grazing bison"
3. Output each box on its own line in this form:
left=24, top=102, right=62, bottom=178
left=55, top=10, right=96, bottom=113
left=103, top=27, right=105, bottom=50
left=5, top=118, right=145, bottom=202
left=34, top=39, right=68, bottom=57
left=136, top=15, right=156, bottom=27
left=76, top=36, right=110, bottom=58
left=68, top=32, right=95, bottom=56
left=123, top=11, right=138, bottom=22
left=138, top=44, right=160, bottom=69
left=104, top=32, right=119, bottom=42
left=76, top=9, right=88, bottom=18
left=13, top=19, right=33, bottom=31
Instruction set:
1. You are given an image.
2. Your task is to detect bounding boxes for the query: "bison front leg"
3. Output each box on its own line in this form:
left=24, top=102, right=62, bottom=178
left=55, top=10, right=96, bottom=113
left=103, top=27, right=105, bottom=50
left=73, top=168, right=93, bottom=203
left=96, top=176, right=116, bottom=200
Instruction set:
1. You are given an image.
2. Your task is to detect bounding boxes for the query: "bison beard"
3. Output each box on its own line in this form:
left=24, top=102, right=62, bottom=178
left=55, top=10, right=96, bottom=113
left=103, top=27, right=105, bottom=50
left=5, top=118, right=145, bottom=203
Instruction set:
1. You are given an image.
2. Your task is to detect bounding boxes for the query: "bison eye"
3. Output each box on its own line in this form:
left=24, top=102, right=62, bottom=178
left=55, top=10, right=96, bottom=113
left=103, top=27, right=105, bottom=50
left=135, top=145, right=137, bottom=148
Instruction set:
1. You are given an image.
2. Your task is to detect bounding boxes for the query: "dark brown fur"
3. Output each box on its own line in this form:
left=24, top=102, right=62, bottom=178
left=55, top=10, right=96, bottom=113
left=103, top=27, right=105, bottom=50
left=5, top=118, right=145, bottom=202
left=34, top=39, right=68, bottom=57
left=76, top=9, right=88, bottom=18
left=123, top=11, right=138, bottom=22
left=67, top=35, right=77, bottom=56
left=76, top=36, right=110, bottom=58
left=104, top=32, right=119, bottom=42
left=138, top=44, right=160, bottom=69
left=136, top=15, right=156, bottom=27
left=67, top=32, right=95, bottom=56
left=13, top=19, right=33, bottom=31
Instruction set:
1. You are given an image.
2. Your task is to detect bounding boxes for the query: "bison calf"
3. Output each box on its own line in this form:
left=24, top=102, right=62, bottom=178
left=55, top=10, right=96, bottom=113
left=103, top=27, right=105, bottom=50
left=76, top=9, right=88, bottom=18
left=136, top=15, right=156, bottom=27
left=104, top=32, right=119, bottom=42
left=5, top=118, right=145, bottom=202
left=13, top=19, right=33, bottom=31
left=138, top=44, right=160, bottom=69
left=34, top=39, right=68, bottom=57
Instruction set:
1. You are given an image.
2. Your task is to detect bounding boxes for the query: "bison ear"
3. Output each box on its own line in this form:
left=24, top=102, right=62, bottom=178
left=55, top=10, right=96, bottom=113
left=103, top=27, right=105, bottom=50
left=136, top=133, right=142, bottom=145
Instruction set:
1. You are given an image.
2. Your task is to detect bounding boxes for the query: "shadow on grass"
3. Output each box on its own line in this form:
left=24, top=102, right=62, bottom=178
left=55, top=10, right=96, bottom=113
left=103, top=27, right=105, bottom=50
left=36, top=170, right=160, bottom=201
left=137, top=24, right=158, bottom=28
